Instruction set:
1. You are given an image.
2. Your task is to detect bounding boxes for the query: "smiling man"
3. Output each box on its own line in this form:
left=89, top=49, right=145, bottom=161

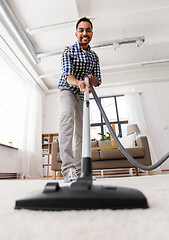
left=58, top=17, right=101, bottom=183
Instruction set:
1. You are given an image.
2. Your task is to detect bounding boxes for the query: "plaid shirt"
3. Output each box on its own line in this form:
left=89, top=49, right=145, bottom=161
left=58, top=41, right=101, bottom=100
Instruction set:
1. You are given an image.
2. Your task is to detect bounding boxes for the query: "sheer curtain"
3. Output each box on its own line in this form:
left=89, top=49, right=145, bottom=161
left=125, top=93, right=158, bottom=165
left=0, top=39, right=43, bottom=178
left=0, top=53, right=25, bottom=147
left=18, top=81, right=43, bottom=178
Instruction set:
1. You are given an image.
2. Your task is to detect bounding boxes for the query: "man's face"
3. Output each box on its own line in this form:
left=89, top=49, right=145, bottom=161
left=75, top=21, right=93, bottom=48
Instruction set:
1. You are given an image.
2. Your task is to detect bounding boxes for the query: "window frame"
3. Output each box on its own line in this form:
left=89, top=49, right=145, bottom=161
left=90, top=95, right=128, bottom=139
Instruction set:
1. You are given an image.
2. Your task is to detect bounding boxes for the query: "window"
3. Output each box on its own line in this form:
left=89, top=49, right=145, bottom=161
left=90, top=95, right=128, bottom=140
left=0, top=55, right=25, bottom=148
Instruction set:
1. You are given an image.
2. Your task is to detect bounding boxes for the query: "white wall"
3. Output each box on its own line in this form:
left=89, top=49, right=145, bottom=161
left=43, top=93, right=60, bottom=133
left=43, top=80, right=169, bottom=170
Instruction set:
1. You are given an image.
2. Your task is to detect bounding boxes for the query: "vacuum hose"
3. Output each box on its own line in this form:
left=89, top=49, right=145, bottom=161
left=91, top=84, right=169, bottom=171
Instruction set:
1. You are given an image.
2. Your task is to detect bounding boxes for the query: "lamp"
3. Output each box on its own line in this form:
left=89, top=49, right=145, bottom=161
left=136, top=38, right=144, bottom=47
left=127, top=124, right=140, bottom=136
left=113, top=36, right=145, bottom=50
left=89, top=36, right=145, bottom=53
left=113, top=41, right=120, bottom=50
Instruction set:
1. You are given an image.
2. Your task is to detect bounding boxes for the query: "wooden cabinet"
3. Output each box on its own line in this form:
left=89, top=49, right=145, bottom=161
left=42, top=133, right=58, bottom=177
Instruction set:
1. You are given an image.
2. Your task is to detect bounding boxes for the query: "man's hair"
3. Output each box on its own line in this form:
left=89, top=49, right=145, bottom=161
left=76, top=17, right=93, bottom=30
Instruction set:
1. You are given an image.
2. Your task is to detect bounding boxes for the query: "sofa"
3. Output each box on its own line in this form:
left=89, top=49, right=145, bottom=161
left=51, top=136, right=152, bottom=180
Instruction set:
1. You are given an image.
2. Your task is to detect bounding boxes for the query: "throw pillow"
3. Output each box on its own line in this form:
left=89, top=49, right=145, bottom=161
left=119, top=132, right=136, bottom=148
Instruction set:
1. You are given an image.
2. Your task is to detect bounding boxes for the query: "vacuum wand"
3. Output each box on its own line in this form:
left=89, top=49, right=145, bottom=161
left=80, top=76, right=92, bottom=180
left=90, top=84, right=169, bottom=171
left=82, top=76, right=91, bottom=159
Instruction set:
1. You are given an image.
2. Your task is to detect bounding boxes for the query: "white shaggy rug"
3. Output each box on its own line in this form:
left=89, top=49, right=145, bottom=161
left=0, top=174, right=169, bottom=240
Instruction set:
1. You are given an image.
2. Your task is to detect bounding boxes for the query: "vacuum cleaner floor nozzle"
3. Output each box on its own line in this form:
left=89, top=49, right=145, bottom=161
left=15, top=182, right=148, bottom=211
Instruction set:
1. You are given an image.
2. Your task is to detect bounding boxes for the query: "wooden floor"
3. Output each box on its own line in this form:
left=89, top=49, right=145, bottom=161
left=5, top=168, right=169, bottom=180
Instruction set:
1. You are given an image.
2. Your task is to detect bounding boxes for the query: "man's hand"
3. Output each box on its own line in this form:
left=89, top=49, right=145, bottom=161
left=67, top=75, right=87, bottom=93
left=78, top=81, right=85, bottom=94
left=67, top=74, right=99, bottom=94
left=78, top=81, right=91, bottom=94
left=78, top=75, right=99, bottom=94
left=88, top=75, right=99, bottom=86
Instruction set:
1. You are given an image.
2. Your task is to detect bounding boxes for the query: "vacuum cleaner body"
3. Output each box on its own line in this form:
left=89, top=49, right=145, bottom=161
left=15, top=181, right=148, bottom=210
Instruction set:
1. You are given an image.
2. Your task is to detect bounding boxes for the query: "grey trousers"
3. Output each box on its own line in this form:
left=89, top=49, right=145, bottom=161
left=58, top=89, right=83, bottom=176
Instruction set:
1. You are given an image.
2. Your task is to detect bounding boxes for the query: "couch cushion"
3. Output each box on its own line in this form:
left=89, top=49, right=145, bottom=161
left=57, top=150, right=100, bottom=162
left=92, top=150, right=100, bottom=161
left=98, top=147, right=144, bottom=161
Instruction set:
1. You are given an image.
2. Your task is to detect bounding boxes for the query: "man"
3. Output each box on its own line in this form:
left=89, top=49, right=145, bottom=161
left=58, top=17, right=101, bottom=183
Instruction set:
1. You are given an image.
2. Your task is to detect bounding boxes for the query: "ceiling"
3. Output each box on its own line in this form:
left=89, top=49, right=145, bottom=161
left=1, top=0, right=169, bottom=93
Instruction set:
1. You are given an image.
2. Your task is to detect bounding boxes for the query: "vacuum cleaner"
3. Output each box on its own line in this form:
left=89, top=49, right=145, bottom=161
left=15, top=76, right=169, bottom=211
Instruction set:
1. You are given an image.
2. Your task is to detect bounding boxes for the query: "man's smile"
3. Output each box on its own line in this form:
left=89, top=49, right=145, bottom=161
left=82, top=36, right=89, bottom=39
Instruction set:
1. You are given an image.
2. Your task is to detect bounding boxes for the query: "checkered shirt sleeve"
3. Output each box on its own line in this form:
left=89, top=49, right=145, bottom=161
left=61, top=46, right=73, bottom=77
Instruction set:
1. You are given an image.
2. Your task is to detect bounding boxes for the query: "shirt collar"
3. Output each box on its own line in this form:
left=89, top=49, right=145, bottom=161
left=75, top=41, right=91, bottom=52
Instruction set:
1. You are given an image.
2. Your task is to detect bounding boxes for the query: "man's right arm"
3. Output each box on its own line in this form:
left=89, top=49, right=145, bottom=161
left=67, top=75, right=86, bottom=94
left=61, top=47, right=88, bottom=94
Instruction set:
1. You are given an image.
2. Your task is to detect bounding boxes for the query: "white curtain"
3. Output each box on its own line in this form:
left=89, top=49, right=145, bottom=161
left=125, top=92, right=158, bottom=166
left=18, top=81, right=43, bottom=178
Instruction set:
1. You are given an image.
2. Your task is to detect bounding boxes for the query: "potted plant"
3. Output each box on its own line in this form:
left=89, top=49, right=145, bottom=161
left=91, top=138, right=96, bottom=141
left=98, top=132, right=111, bottom=141
left=44, top=138, right=48, bottom=144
